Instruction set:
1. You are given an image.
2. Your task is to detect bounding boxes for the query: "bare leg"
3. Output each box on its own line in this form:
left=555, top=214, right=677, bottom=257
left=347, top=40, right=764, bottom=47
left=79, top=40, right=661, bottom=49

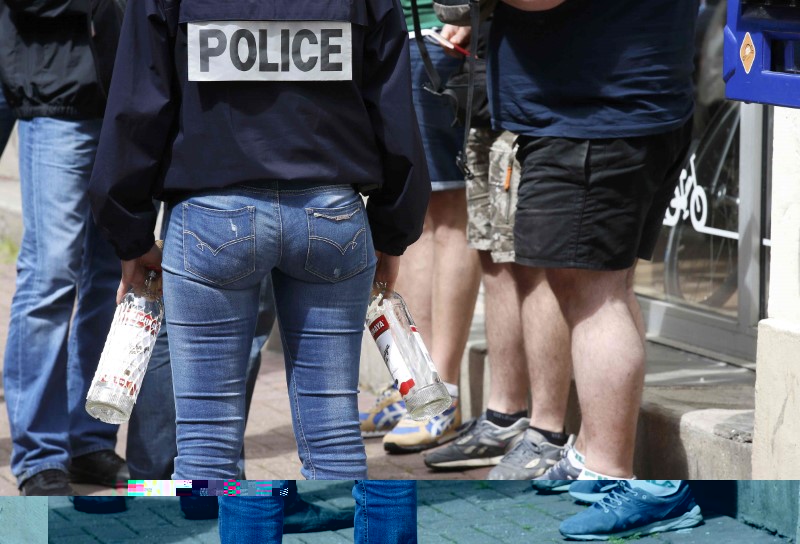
left=627, top=262, right=646, bottom=341
left=547, top=267, right=645, bottom=478
left=429, top=189, right=481, bottom=385
left=481, top=253, right=529, bottom=414
left=394, top=208, right=434, bottom=348
left=516, top=266, right=572, bottom=433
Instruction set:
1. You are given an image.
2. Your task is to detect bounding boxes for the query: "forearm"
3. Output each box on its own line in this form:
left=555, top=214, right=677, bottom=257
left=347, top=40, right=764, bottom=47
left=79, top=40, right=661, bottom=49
left=501, top=0, right=566, bottom=11
left=362, top=0, right=431, bottom=255
left=88, top=0, right=176, bottom=260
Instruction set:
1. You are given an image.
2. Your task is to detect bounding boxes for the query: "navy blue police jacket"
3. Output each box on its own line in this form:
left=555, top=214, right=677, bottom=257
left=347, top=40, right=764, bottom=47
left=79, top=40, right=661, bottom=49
left=89, top=0, right=430, bottom=261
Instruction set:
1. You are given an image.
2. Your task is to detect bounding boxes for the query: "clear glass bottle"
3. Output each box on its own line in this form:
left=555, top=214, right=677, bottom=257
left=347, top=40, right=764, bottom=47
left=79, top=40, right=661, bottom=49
left=365, top=285, right=451, bottom=420
left=85, top=269, right=164, bottom=424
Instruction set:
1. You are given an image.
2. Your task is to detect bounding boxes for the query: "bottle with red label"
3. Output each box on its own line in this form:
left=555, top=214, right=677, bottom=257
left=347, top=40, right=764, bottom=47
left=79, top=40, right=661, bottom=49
left=365, top=284, right=451, bottom=420
left=85, top=266, right=164, bottom=424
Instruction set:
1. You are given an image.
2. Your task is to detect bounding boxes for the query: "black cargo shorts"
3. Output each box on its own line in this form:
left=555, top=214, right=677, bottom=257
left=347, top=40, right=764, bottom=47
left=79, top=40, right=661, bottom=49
left=513, top=121, right=693, bottom=271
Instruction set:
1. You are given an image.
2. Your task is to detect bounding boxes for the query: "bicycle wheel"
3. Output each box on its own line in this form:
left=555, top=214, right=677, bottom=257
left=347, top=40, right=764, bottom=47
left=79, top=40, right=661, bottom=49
left=664, top=103, right=739, bottom=310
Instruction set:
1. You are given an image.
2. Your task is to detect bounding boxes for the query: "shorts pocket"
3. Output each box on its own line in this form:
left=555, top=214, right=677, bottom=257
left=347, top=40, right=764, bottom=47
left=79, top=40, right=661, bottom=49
left=305, top=201, right=368, bottom=282
left=182, top=203, right=256, bottom=286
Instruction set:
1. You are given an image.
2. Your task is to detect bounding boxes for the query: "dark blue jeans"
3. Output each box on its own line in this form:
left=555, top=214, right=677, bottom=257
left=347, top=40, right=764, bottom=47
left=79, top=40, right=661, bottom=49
left=219, top=481, right=417, bottom=543
left=5, top=118, right=119, bottom=485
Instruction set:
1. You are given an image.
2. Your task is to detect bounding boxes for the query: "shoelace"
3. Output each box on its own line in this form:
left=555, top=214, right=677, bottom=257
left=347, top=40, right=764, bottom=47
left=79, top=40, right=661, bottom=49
left=505, top=435, right=543, bottom=462
left=595, top=482, right=641, bottom=513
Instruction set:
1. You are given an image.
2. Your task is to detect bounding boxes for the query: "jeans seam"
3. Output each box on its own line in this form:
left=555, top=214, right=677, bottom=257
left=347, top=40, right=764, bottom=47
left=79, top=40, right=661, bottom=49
left=279, top=323, right=315, bottom=479
left=361, top=481, right=368, bottom=543
left=12, top=120, right=41, bottom=461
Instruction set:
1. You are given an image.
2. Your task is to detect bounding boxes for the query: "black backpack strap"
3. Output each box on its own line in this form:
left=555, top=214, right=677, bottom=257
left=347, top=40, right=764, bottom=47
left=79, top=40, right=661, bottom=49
left=455, top=0, right=480, bottom=179
left=410, top=0, right=443, bottom=92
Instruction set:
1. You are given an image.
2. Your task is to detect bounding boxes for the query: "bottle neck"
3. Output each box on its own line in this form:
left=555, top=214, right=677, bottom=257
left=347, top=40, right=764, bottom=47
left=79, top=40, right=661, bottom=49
left=142, top=270, right=162, bottom=299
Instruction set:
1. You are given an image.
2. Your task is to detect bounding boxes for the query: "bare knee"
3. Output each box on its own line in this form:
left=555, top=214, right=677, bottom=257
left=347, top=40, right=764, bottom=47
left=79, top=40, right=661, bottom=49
left=513, top=264, right=547, bottom=299
left=546, top=268, right=631, bottom=325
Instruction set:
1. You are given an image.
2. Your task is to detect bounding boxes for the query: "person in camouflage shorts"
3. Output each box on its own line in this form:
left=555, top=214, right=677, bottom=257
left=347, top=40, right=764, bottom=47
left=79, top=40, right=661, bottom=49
left=424, top=127, right=535, bottom=472
left=466, top=129, right=519, bottom=263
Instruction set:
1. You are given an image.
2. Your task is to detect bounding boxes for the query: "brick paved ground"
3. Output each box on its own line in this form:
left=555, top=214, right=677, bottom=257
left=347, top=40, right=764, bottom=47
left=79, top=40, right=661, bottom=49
left=48, top=481, right=790, bottom=544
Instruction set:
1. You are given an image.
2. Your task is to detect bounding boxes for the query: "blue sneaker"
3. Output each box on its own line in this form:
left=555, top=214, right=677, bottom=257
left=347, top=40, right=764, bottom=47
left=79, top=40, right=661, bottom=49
left=559, top=481, right=703, bottom=541
left=568, top=480, right=620, bottom=504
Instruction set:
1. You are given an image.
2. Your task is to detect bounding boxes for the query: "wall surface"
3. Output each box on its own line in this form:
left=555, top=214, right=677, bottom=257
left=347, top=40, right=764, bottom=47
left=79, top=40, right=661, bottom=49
left=737, top=481, right=800, bottom=541
left=753, top=106, right=800, bottom=479
left=0, top=497, right=47, bottom=544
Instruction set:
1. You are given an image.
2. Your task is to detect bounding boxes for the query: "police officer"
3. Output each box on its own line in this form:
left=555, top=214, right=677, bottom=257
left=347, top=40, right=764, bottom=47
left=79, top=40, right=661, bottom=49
left=89, top=0, right=428, bottom=495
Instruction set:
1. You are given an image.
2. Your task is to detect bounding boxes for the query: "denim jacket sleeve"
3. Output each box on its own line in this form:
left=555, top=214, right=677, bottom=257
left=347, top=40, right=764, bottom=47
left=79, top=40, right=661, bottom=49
left=89, top=0, right=178, bottom=261
left=361, top=0, right=431, bottom=256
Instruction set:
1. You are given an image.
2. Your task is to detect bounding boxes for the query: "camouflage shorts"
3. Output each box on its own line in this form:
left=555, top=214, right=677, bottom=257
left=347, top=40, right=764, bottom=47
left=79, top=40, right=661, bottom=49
left=466, top=128, right=520, bottom=263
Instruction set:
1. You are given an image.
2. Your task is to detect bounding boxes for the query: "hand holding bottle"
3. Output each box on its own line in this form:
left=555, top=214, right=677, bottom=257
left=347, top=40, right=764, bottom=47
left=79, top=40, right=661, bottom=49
left=86, top=241, right=165, bottom=424
left=117, top=242, right=163, bottom=304
left=373, top=251, right=400, bottom=294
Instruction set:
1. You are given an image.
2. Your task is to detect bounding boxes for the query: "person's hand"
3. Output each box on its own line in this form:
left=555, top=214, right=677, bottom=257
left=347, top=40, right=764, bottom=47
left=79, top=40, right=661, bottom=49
left=440, top=25, right=472, bottom=58
left=117, top=243, right=163, bottom=304
left=374, top=251, right=401, bottom=294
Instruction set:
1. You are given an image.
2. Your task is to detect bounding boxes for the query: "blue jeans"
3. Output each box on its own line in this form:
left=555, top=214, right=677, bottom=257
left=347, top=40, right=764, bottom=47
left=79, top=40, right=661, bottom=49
left=127, top=274, right=276, bottom=479
left=219, top=481, right=417, bottom=543
left=161, top=182, right=376, bottom=480
left=0, top=90, right=14, bottom=153
left=4, top=118, right=120, bottom=485
left=409, top=42, right=465, bottom=190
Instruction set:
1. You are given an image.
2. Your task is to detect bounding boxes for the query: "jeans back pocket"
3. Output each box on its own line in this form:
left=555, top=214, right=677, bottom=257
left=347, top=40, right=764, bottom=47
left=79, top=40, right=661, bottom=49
left=305, top=201, right=368, bottom=283
left=183, top=203, right=256, bottom=286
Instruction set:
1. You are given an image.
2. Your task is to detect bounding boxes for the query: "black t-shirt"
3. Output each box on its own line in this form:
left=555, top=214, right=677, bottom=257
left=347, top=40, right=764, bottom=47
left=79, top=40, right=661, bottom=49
left=488, top=0, right=698, bottom=138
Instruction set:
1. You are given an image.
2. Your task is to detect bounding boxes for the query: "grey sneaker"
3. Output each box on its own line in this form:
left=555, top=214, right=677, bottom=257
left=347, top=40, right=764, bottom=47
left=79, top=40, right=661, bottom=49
left=530, top=452, right=582, bottom=493
left=488, top=429, right=572, bottom=480
left=423, top=413, right=530, bottom=470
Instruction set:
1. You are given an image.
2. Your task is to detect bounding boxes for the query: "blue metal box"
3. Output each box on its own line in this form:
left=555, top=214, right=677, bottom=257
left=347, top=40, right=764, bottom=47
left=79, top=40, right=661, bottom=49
left=724, top=0, right=800, bottom=107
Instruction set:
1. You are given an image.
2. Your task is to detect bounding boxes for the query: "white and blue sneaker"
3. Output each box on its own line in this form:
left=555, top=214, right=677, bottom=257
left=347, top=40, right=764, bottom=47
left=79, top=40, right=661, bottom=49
left=568, top=480, right=620, bottom=504
left=359, top=384, right=407, bottom=438
left=383, top=399, right=461, bottom=453
left=559, top=480, right=703, bottom=541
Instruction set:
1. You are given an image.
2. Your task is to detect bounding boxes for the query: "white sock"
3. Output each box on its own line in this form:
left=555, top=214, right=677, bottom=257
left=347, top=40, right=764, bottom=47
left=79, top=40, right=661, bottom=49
left=630, top=480, right=682, bottom=497
left=444, top=382, right=459, bottom=398
left=578, top=468, right=633, bottom=481
left=566, top=447, right=586, bottom=470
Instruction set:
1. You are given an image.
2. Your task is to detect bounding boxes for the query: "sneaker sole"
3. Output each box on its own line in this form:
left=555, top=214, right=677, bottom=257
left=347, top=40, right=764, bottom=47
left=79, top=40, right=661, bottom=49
left=424, top=455, right=504, bottom=470
left=560, top=505, right=703, bottom=541
left=361, top=430, right=392, bottom=438
left=530, top=481, right=572, bottom=493
left=384, top=432, right=459, bottom=454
